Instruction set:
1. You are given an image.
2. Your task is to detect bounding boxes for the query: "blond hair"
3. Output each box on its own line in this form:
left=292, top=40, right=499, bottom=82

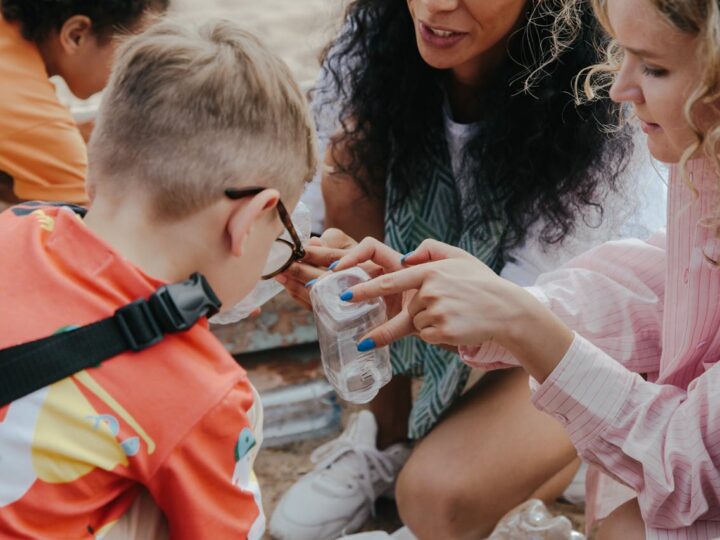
left=88, top=18, right=317, bottom=220
left=580, top=0, right=720, bottom=185
left=520, top=0, right=586, bottom=92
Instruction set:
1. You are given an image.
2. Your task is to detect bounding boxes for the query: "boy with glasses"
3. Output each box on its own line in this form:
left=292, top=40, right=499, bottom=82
left=0, top=18, right=316, bottom=539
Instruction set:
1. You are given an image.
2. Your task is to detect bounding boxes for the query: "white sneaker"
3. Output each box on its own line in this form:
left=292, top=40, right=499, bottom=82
left=269, top=410, right=411, bottom=540
left=338, top=526, right=417, bottom=540
left=560, top=462, right=588, bottom=505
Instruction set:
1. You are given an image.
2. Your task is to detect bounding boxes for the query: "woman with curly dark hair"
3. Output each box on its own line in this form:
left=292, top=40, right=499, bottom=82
left=0, top=0, right=168, bottom=206
left=271, top=1, right=665, bottom=538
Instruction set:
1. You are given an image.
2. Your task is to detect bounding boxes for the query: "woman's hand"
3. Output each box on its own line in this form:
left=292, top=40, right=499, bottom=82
left=275, top=228, right=356, bottom=309
left=334, top=238, right=574, bottom=382
left=334, top=238, right=519, bottom=347
left=276, top=228, right=383, bottom=309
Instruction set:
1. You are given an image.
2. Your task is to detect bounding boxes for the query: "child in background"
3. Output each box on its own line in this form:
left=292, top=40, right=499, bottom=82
left=0, top=18, right=316, bottom=540
left=332, top=0, right=720, bottom=537
left=0, top=0, right=168, bottom=206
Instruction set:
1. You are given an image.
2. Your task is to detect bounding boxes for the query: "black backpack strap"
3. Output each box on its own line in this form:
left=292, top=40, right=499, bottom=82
left=0, top=272, right=221, bottom=408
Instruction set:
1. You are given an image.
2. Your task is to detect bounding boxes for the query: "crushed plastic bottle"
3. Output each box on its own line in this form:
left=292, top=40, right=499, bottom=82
left=488, top=499, right=586, bottom=540
left=260, top=380, right=341, bottom=447
left=210, top=201, right=312, bottom=325
left=310, top=267, right=392, bottom=404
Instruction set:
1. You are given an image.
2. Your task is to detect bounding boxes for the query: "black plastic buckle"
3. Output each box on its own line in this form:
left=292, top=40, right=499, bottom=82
left=149, top=273, right=222, bottom=333
left=115, top=299, right=164, bottom=352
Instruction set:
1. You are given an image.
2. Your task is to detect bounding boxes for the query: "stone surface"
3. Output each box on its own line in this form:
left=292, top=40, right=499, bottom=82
left=211, top=291, right=318, bottom=354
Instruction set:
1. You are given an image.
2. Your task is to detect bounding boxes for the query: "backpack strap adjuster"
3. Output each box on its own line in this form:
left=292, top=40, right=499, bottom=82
left=115, top=273, right=222, bottom=352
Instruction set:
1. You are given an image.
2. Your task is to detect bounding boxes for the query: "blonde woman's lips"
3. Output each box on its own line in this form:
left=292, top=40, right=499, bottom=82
left=418, top=22, right=467, bottom=48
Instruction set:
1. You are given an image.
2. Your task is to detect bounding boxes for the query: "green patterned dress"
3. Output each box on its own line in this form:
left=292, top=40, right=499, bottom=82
left=384, top=129, right=506, bottom=439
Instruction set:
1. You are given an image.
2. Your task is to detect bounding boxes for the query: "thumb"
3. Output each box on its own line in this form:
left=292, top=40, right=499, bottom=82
left=356, top=310, right=415, bottom=351
left=307, top=236, right=325, bottom=247
left=402, top=239, right=472, bottom=266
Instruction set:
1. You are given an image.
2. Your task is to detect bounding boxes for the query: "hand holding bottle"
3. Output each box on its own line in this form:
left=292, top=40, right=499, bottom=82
left=333, top=238, right=574, bottom=383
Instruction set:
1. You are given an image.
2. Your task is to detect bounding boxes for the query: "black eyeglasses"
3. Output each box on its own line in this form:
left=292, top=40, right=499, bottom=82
left=225, top=187, right=305, bottom=279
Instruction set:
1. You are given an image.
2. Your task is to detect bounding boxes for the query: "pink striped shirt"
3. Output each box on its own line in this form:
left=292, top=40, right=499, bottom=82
left=460, top=159, right=720, bottom=538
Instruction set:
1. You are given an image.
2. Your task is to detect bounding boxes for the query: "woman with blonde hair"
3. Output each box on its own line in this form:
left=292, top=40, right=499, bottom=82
left=332, top=0, right=720, bottom=537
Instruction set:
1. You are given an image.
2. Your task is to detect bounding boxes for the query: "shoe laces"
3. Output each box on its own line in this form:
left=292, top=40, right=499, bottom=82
left=310, top=435, right=397, bottom=516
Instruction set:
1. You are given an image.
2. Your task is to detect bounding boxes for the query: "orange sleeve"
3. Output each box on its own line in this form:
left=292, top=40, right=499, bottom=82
left=145, top=380, right=265, bottom=540
left=0, top=120, right=89, bottom=204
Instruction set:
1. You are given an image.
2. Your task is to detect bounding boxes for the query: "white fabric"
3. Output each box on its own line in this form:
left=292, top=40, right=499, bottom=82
left=440, top=104, right=668, bottom=285
left=101, top=489, right=168, bottom=540
left=500, top=149, right=667, bottom=286
left=442, top=105, right=481, bottom=181
left=303, top=52, right=353, bottom=234
left=338, top=526, right=417, bottom=540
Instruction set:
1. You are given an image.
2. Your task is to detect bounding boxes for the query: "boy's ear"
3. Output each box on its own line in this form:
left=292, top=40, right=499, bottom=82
left=58, top=15, right=94, bottom=54
left=226, top=189, right=280, bottom=257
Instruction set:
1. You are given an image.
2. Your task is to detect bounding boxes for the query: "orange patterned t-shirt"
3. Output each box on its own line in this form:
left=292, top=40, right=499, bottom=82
left=0, top=202, right=264, bottom=539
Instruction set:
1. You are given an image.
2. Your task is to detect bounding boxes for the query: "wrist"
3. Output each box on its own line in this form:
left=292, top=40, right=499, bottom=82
left=496, top=286, right=546, bottom=347
left=499, top=291, right=574, bottom=382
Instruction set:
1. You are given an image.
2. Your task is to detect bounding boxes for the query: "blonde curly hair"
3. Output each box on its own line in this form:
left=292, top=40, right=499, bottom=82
left=520, top=0, right=586, bottom=92
left=580, top=0, right=720, bottom=184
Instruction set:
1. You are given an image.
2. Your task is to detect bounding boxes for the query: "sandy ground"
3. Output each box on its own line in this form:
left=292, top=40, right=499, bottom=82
left=170, top=0, right=345, bottom=88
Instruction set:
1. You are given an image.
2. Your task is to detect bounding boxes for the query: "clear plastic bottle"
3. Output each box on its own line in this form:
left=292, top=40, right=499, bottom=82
left=489, top=499, right=586, bottom=540
left=260, top=380, right=342, bottom=448
left=210, top=201, right=312, bottom=325
left=310, top=267, right=392, bottom=404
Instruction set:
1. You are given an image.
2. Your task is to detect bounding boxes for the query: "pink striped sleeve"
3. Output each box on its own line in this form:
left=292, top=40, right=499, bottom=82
left=460, top=233, right=666, bottom=373
left=533, top=334, right=720, bottom=530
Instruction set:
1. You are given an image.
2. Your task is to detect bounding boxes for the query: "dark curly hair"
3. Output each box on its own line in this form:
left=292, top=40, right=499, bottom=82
left=1, top=0, right=169, bottom=43
left=318, top=0, right=634, bottom=249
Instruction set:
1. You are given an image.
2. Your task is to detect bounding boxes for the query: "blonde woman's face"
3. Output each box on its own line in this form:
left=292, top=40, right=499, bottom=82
left=607, top=0, right=708, bottom=163
left=406, top=0, right=527, bottom=85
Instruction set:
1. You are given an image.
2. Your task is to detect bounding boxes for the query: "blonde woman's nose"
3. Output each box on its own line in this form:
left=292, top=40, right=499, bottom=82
left=609, top=58, right=644, bottom=105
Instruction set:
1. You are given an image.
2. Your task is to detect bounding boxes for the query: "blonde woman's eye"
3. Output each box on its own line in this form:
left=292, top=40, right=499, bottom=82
left=642, top=65, right=668, bottom=77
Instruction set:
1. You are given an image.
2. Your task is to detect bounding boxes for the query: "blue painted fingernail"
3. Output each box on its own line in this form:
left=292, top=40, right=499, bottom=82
left=328, top=260, right=339, bottom=271
left=339, top=290, right=353, bottom=301
left=400, top=251, right=415, bottom=264
left=305, top=278, right=318, bottom=288
left=357, top=338, right=376, bottom=352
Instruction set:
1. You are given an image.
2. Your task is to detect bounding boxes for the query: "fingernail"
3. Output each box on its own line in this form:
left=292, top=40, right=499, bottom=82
left=328, top=260, right=340, bottom=271
left=305, top=278, right=318, bottom=288
left=275, top=274, right=288, bottom=284
left=400, top=251, right=415, bottom=264
left=339, top=290, right=353, bottom=301
left=357, top=338, right=376, bottom=352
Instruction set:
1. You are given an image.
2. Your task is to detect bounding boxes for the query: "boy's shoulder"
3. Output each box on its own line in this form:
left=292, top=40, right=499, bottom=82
left=0, top=201, right=246, bottom=429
